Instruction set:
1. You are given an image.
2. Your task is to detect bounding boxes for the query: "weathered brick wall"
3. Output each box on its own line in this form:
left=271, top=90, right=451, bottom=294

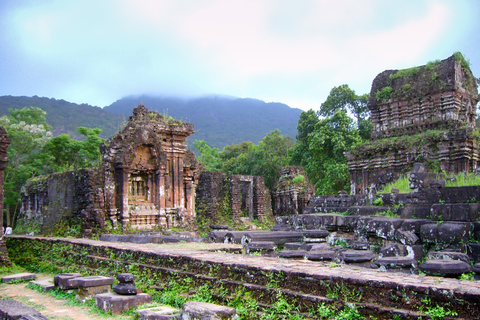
left=195, top=172, right=274, bottom=225
left=20, top=168, right=104, bottom=233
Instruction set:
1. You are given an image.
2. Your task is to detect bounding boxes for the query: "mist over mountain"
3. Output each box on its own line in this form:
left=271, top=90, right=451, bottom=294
left=0, top=94, right=302, bottom=150
left=105, top=95, right=302, bottom=149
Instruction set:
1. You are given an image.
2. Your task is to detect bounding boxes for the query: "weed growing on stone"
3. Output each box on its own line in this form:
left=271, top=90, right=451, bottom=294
left=460, top=272, right=475, bottom=281
left=446, top=172, right=480, bottom=187
left=419, top=297, right=458, bottom=320
left=380, top=175, right=410, bottom=194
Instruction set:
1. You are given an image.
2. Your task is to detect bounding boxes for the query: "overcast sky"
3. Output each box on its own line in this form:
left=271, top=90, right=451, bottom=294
left=1, top=0, right=479, bottom=111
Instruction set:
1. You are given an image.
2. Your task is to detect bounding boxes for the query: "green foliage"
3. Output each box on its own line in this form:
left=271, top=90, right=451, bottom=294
left=41, top=126, right=105, bottom=172
left=290, top=110, right=363, bottom=195
left=318, top=84, right=370, bottom=127
left=375, top=86, right=393, bottom=101
left=193, top=139, right=221, bottom=171
left=389, top=67, right=420, bottom=81
left=445, top=172, right=480, bottom=187
left=380, top=175, right=410, bottom=194
left=460, top=272, right=475, bottom=281
left=291, top=174, right=305, bottom=184
left=373, top=197, right=383, bottom=206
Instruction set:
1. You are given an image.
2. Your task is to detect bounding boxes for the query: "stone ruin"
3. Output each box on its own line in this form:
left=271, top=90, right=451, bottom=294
left=0, top=126, right=10, bottom=266
left=346, top=53, right=479, bottom=194
left=195, top=171, right=273, bottom=225
left=272, top=166, right=315, bottom=215
left=19, top=105, right=201, bottom=232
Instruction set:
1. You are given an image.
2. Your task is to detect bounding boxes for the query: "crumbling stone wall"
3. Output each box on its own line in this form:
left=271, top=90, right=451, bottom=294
left=196, top=172, right=273, bottom=225
left=20, top=169, right=104, bottom=233
left=19, top=105, right=201, bottom=232
left=347, top=54, right=480, bottom=194
left=272, top=166, right=315, bottom=215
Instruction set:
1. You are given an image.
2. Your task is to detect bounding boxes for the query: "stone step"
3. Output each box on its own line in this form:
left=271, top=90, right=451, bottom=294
left=240, top=231, right=304, bottom=245
left=1, top=272, right=37, bottom=283
left=9, top=236, right=480, bottom=319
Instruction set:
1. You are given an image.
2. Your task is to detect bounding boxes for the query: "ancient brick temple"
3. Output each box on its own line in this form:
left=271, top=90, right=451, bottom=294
left=272, top=166, right=315, bottom=216
left=347, top=54, right=480, bottom=194
left=20, top=105, right=201, bottom=232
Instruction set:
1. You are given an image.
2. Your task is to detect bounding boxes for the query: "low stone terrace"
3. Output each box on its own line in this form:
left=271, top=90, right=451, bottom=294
left=7, top=236, right=480, bottom=319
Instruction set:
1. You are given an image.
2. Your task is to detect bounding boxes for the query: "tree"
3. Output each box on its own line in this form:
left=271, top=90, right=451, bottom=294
left=193, top=140, right=221, bottom=171
left=318, top=84, right=371, bottom=140
left=290, top=110, right=362, bottom=195
left=41, top=127, right=105, bottom=172
left=0, top=107, right=53, bottom=225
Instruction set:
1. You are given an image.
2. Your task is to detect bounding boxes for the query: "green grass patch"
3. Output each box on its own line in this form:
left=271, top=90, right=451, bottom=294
left=445, top=172, right=480, bottom=187
left=380, top=175, right=410, bottom=194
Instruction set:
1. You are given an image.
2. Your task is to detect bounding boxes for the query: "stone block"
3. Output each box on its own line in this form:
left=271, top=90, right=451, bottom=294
left=421, top=222, right=471, bottom=247
left=181, top=301, right=237, bottom=320
left=303, top=230, right=329, bottom=239
left=428, top=251, right=471, bottom=264
left=430, top=203, right=480, bottom=222
left=406, top=245, right=425, bottom=262
left=0, top=299, right=42, bottom=319
left=76, top=284, right=111, bottom=302
left=400, top=204, right=431, bottom=219
left=303, top=243, right=331, bottom=251
left=244, top=241, right=276, bottom=254
left=74, top=276, right=114, bottom=288
left=113, top=283, right=137, bottom=295
left=19, top=315, right=51, bottom=320
left=277, top=250, right=307, bottom=259
left=467, top=243, right=480, bottom=263
left=1, top=273, right=36, bottom=283
left=338, top=250, right=376, bottom=263
left=395, top=230, right=419, bottom=245
left=364, top=217, right=403, bottom=240
left=307, top=250, right=337, bottom=261
left=380, top=244, right=407, bottom=257
left=117, top=273, right=134, bottom=283
left=400, top=219, right=432, bottom=235
left=419, top=259, right=472, bottom=276
left=283, top=242, right=303, bottom=250
left=54, top=273, right=83, bottom=289
left=29, top=279, right=55, bottom=292
left=136, top=306, right=180, bottom=320
left=96, top=292, right=152, bottom=315
left=473, top=263, right=480, bottom=274
left=375, top=257, right=417, bottom=269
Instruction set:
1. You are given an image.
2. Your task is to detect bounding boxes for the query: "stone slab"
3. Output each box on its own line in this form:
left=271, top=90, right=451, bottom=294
left=277, top=250, right=307, bottom=259
left=182, top=301, right=237, bottom=320
left=71, top=276, right=114, bottom=288
left=338, top=250, right=376, bottom=263
left=307, top=250, right=336, bottom=261
left=29, top=279, right=56, bottom=292
left=1, top=273, right=36, bottom=283
left=136, top=306, right=180, bottom=320
left=419, top=259, right=472, bottom=276
left=96, top=292, right=152, bottom=314
left=375, top=257, right=417, bottom=269
left=19, top=315, right=50, bottom=320
left=0, top=299, right=42, bottom=319
left=54, top=273, right=83, bottom=289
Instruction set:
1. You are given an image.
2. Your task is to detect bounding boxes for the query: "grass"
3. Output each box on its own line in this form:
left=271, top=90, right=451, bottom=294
left=445, top=172, right=480, bottom=187
left=380, top=175, right=410, bottom=194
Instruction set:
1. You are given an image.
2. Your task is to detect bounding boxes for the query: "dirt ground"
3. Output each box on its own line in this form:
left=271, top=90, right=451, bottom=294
left=0, top=274, right=131, bottom=320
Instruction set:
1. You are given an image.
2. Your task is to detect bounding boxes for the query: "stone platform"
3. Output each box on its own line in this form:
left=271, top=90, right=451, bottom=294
left=7, top=236, right=480, bottom=319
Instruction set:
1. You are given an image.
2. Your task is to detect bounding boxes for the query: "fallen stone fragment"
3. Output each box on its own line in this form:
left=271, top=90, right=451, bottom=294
left=116, top=273, right=135, bottom=283
left=0, top=299, right=43, bottom=319
left=113, top=282, right=137, bottom=295
left=307, top=250, right=336, bottom=261
left=244, top=241, right=276, bottom=254
left=428, top=251, right=471, bottom=264
left=181, top=301, right=237, bottom=320
left=419, top=259, right=472, bottom=276
left=54, top=273, right=83, bottom=289
left=473, top=263, right=480, bottom=274
left=29, top=279, right=56, bottom=292
left=283, top=242, right=303, bottom=250
left=1, top=272, right=36, bottom=283
left=96, top=292, right=152, bottom=315
left=338, top=250, right=376, bottom=263
left=375, top=256, right=417, bottom=269
left=277, top=250, right=307, bottom=259
left=136, top=306, right=180, bottom=320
